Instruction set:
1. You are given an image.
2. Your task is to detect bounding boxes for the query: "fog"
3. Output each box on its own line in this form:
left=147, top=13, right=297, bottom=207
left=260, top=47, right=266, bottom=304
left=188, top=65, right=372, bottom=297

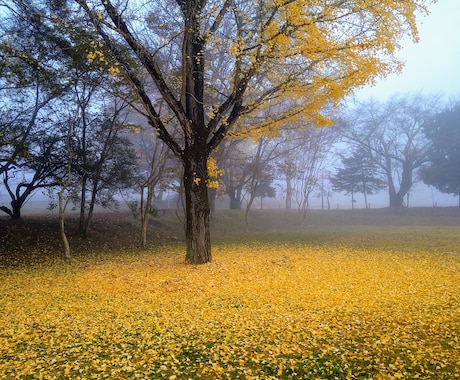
left=239, top=184, right=458, bottom=210
left=355, top=0, right=460, bottom=102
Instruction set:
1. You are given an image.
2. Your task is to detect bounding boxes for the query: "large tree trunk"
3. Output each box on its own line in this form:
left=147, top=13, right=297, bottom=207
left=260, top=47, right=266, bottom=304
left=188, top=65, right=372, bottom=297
left=389, top=164, right=413, bottom=208
left=183, top=149, right=211, bottom=264
left=179, top=0, right=211, bottom=263
left=11, top=200, right=21, bottom=219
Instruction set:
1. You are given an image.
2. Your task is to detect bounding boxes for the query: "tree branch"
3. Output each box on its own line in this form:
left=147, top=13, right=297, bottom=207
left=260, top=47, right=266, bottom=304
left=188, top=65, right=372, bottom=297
left=75, top=0, right=184, bottom=158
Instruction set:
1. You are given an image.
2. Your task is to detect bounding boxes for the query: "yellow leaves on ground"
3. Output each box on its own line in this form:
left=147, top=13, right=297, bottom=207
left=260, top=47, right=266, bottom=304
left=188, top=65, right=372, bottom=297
left=0, top=243, right=459, bottom=379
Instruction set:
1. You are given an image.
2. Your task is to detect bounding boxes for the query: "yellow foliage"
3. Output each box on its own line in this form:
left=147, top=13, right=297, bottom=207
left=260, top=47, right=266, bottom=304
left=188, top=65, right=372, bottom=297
left=224, top=0, right=430, bottom=137
left=207, top=157, right=223, bottom=189
left=86, top=42, right=120, bottom=78
left=108, top=65, right=121, bottom=77
left=0, top=238, right=458, bottom=378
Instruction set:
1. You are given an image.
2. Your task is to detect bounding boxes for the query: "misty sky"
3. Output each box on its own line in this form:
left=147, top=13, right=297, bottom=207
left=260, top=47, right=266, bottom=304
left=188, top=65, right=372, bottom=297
left=337, top=0, right=460, bottom=208
left=356, top=0, right=460, bottom=102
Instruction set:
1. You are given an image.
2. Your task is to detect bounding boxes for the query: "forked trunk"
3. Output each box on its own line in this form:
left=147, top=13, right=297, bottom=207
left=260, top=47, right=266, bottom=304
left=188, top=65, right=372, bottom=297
left=183, top=150, right=211, bottom=264
left=11, top=200, right=21, bottom=219
left=0, top=199, right=23, bottom=219
left=389, top=191, right=405, bottom=208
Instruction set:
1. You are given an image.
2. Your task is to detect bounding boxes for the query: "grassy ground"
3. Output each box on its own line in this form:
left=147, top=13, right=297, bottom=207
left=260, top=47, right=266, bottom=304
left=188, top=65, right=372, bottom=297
left=0, top=208, right=459, bottom=379
left=1, top=207, right=459, bottom=265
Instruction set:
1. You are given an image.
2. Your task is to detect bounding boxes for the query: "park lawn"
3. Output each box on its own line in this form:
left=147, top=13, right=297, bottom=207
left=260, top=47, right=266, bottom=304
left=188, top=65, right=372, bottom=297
left=0, top=227, right=459, bottom=379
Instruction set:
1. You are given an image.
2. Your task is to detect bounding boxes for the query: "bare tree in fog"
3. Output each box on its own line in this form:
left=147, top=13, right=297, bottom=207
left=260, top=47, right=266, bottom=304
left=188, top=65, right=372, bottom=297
left=129, top=112, right=179, bottom=247
left=290, top=126, right=337, bottom=224
left=275, top=128, right=321, bottom=211
left=218, top=138, right=253, bottom=210
left=340, top=94, right=439, bottom=208
left=243, top=138, right=278, bottom=232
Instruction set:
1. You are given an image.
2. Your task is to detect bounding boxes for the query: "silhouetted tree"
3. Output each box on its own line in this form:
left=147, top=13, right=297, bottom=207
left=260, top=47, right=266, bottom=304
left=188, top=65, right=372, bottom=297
left=331, top=148, right=386, bottom=209
left=219, top=138, right=253, bottom=210
left=292, top=126, right=337, bottom=223
left=421, top=103, right=460, bottom=206
left=0, top=0, right=74, bottom=218
left=340, top=94, right=439, bottom=208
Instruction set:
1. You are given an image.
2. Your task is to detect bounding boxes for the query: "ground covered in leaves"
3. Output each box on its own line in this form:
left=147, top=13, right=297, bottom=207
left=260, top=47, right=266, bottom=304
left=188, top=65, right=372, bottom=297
left=0, top=209, right=459, bottom=379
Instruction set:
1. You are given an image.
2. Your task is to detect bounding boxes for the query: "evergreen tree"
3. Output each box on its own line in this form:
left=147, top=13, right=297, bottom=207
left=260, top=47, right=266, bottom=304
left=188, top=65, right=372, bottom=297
left=331, top=149, right=386, bottom=209
left=422, top=103, right=460, bottom=206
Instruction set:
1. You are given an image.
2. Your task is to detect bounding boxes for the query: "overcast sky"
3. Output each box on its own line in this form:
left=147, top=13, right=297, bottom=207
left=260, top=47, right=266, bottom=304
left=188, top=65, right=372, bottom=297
left=340, top=0, right=460, bottom=208
left=355, top=0, right=460, bottom=102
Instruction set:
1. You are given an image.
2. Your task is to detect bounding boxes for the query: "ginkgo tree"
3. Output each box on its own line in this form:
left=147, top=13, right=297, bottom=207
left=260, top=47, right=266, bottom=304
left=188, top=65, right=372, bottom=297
left=66, top=0, right=431, bottom=263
